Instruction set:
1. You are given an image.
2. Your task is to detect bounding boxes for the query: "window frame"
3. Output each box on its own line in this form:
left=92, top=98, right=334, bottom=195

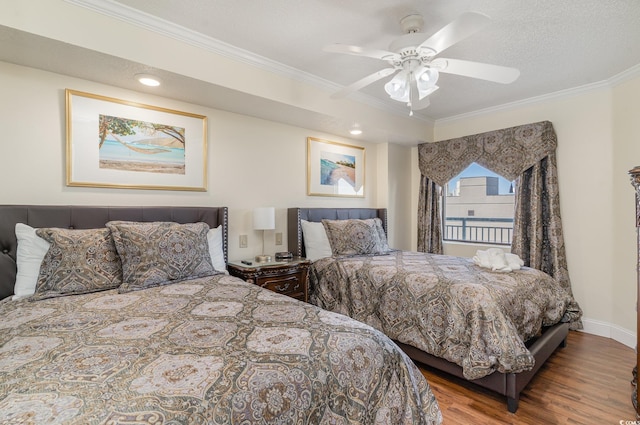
left=441, top=164, right=514, bottom=246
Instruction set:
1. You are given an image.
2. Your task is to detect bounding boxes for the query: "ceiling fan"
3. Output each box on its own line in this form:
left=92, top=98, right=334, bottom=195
left=324, top=12, right=520, bottom=115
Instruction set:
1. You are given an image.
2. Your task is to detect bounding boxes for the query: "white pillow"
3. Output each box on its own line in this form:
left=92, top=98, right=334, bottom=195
left=207, top=225, right=227, bottom=273
left=300, top=219, right=332, bottom=261
left=14, top=223, right=50, bottom=300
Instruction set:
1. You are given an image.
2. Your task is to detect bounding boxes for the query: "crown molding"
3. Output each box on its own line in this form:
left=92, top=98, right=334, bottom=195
left=608, top=62, right=640, bottom=86
left=436, top=63, right=640, bottom=124
left=64, top=0, right=432, bottom=122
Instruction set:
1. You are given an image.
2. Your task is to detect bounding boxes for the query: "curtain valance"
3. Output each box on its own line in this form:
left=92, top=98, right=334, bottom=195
left=418, top=120, right=557, bottom=186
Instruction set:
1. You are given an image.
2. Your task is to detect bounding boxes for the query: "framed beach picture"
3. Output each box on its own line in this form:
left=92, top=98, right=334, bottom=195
left=307, top=137, right=365, bottom=197
left=66, top=89, right=207, bottom=191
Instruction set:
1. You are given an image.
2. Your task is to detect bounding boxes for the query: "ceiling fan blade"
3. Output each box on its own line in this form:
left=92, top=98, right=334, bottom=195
left=331, top=68, right=397, bottom=99
left=324, top=43, right=399, bottom=61
left=431, top=58, right=520, bottom=84
left=419, top=12, right=491, bottom=55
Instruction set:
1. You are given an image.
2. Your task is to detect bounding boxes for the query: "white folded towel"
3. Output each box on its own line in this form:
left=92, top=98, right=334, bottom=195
left=473, top=249, right=524, bottom=273
left=505, top=253, right=524, bottom=270
left=472, top=250, right=491, bottom=268
left=487, top=248, right=511, bottom=272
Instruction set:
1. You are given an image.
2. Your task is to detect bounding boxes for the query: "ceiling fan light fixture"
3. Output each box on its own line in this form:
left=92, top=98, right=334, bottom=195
left=385, top=67, right=440, bottom=104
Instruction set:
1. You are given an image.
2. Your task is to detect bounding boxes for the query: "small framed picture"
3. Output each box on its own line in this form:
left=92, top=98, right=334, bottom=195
left=307, top=137, right=365, bottom=197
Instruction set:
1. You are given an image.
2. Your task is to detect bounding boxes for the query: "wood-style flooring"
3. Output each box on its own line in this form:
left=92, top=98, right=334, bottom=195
left=418, top=331, right=636, bottom=424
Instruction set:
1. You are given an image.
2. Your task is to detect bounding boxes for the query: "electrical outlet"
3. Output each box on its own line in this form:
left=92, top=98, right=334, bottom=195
left=275, top=232, right=283, bottom=245
left=239, top=234, right=248, bottom=248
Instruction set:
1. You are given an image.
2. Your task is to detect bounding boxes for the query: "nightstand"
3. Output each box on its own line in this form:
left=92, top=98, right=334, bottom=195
left=227, top=257, right=311, bottom=302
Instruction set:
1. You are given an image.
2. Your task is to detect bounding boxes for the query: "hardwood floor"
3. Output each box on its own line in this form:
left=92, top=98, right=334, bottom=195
left=418, top=331, right=636, bottom=424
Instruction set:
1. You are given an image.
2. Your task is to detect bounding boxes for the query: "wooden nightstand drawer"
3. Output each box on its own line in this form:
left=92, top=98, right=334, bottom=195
left=227, top=258, right=310, bottom=302
left=256, top=272, right=306, bottom=299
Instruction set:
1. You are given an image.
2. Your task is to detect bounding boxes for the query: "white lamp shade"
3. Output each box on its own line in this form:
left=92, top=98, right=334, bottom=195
left=253, top=207, right=275, bottom=230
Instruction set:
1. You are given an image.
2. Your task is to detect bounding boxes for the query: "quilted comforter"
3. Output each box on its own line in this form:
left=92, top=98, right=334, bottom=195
left=0, top=274, right=442, bottom=424
left=309, top=251, right=581, bottom=380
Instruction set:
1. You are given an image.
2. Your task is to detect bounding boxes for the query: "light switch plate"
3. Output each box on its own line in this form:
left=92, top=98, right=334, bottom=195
left=239, top=234, right=248, bottom=248
left=275, top=232, right=283, bottom=245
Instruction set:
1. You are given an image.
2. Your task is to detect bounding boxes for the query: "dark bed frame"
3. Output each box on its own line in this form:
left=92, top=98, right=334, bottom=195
left=0, top=205, right=228, bottom=301
left=287, top=207, right=569, bottom=413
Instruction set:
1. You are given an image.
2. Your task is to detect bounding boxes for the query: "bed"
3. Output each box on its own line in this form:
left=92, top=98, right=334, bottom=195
left=0, top=205, right=442, bottom=424
left=287, top=207, right=578, bottom=413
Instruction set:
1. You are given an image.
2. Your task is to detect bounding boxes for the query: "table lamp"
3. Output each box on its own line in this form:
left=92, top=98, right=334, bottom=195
left=253, top=207, right=275, bottom=262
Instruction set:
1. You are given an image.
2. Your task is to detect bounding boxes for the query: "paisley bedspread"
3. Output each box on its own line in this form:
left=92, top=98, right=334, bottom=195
left=309, top=251, right=580, bottom=380
left=0, top=274, right=442, bottom=424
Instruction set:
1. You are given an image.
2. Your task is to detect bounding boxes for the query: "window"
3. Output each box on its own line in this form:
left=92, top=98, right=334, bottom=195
left=443, top=163, right=514, bottom=245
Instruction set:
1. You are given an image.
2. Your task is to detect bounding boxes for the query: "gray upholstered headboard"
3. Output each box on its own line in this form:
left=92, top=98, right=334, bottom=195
left=0, top=205, right=228, bottom=300
left=287, top=207, right=387, bottom=258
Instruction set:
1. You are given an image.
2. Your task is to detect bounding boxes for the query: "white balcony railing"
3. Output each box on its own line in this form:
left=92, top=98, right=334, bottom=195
left=444, top=217, right=513, bottom=245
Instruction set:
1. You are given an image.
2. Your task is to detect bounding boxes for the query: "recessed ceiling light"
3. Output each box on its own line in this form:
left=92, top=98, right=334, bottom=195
left=349, top=128, right=362, bottom=135
left=135, top=73, right=161, bottom=87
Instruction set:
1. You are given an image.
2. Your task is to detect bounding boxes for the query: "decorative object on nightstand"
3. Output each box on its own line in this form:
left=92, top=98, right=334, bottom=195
left=275, top=251, right=293, bottom=260
left=227, top=258, right=311, bottom=302
left=253, top=207, right=275, bottom=263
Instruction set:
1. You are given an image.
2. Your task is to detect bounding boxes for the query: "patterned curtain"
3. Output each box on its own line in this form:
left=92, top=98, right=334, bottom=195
left=417, top=175, right=443, bottom=254
left=417, top=121, right=582, bottom=329
left=512, top=154, right=583, bottom=329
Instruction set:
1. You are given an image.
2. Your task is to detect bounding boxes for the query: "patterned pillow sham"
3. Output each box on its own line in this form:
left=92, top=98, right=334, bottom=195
left=106, top=221, right=217, bottom=293
left=322, top=218, right=390, bottom=256
left=33, top=227, right=122, bottom=300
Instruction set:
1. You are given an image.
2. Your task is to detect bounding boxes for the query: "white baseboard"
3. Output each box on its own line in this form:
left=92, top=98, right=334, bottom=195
left=579, top=317, right=636, bottom=349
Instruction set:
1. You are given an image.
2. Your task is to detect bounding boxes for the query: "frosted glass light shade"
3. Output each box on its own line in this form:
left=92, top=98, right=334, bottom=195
left=384, top=71, right=410, bottom=102
left=253, top=207, right=275, bottom=230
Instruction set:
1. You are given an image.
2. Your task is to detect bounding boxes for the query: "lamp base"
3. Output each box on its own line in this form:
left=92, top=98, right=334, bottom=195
left=255, top=255, right=272, bottom=263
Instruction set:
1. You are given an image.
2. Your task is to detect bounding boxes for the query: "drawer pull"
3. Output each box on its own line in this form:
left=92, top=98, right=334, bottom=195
left=275, top=282, right=301, bottom=292
left=264, top=275, right=299, bottom=292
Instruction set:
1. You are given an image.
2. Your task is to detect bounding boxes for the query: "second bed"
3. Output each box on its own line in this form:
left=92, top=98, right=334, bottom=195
left=287, top=207, right=581, bottom=413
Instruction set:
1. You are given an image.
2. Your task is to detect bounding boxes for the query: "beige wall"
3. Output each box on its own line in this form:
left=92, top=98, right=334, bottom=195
left=2, top=63, right=639, bottom=349
left=425, top=76, right=640, bottom=347
left=0, top=61, right=390, bottom=261
left=0, top=0, right=431, bottom=147
left=385, top=142, right=415, bottom=251
left=612, top=75, right=640, bottom=344
left=2, top=0, right=639, bottom=349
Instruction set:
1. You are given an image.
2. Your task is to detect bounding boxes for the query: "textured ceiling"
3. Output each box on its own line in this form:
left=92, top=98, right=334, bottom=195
left=1, top=0, right=639, bottom=144
left=112, top=0, right=640, bottom=119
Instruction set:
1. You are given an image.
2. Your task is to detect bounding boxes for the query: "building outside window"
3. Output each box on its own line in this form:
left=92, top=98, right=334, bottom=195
left=443, top=163, right=514, bottom=245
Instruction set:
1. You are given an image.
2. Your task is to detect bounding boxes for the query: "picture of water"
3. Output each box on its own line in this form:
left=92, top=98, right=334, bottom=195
left=100, top=139, right=185, bottom=165
left=98, top=114, right=186, bottom=175
left=320, top=158, right=339, bottom=184
left=320, top=152, right=356, bottom=187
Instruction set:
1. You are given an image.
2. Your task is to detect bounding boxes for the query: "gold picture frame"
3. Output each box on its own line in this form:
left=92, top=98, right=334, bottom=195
left=66, top=89, right=207, bottom=191
left=307, top=137, right=365, bottom=197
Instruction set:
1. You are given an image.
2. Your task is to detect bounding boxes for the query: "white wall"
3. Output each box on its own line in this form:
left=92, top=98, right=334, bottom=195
left=0, top=61, right=385, bottom=261
left=427, top=74, right=640, bottom=348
